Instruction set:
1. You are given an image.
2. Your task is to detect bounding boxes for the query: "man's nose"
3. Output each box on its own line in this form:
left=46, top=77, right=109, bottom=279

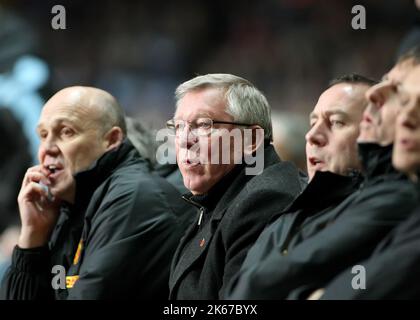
left=40, top=137, right=60, bottom=155
left=177, top=126, right=199, bottom=149
left=305, top=122, right=327, bottom=147
left=366, top=82, right=391, bottom=109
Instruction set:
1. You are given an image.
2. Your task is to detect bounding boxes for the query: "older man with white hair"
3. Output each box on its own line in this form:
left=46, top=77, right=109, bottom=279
left=167, top=73, right=305, bottom=300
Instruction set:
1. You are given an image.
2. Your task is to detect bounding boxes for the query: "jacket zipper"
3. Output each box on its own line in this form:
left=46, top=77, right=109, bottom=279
left=182, top=195, right=206, bottom=226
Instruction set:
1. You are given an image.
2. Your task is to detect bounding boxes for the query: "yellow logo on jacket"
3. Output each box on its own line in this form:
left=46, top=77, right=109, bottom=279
left=66, top=275, right=79, bottom=288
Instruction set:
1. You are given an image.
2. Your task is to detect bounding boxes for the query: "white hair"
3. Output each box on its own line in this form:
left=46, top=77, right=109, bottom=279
left=175, top=73, right=272, bottom=140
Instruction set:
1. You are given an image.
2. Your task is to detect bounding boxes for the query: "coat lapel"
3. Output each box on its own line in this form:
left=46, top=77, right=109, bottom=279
left=169, top=207, right=226, bottom=298
left=169, top=215, right=199, bottom=277
left=168, top=147, right=280, bottom=298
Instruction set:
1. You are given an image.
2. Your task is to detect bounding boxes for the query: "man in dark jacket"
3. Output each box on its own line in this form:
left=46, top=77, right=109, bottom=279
left=226, top=71, right=418, bottom=300
left=166, top=73, right=305, bottom=299
left=0, top=86, right=192, bottom=299
left=320, top=60, right=420, bottom=300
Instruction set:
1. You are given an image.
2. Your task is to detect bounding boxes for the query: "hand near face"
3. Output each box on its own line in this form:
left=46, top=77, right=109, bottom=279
left=17, top=165, right=61, bottom=248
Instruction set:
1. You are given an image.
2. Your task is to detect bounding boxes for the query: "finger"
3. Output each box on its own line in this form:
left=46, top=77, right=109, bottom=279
left=26, top=172, right=50, bottom=184
left=25, top=165, right=49, bottom=182
left=26, top=165, right=49, bottom=177
left=20, top=167, right=59, bottom=209
left=26, top=182, right=57, bottom=211
left=26, top=164, right=44, bottom=173
left=19, top=181, right=49, bottom=203
left=25, top=182, right=48, bottom=212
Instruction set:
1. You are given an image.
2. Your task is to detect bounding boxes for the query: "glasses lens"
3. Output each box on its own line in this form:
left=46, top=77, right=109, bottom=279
left=167, top=118, right=214, bottom=137
left=196, top=118, right=213, bottom=136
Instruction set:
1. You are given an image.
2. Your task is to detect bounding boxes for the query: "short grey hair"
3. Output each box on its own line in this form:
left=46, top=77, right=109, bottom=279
left=175, top=73, right=272, bottom=140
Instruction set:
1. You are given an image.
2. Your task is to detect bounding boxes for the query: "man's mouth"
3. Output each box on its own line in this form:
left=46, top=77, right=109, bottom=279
left=44, top=164, right=64, bottom=179
left=360, top=120, right=373, bottom=129
left=308, top=157, right=325, bottom=170
left=182, top=158, right=201, bottom=167
left=398, top=137, right=419, bottom=151
left=179, top=149, right=202, bottom=167
left=358, top=122, right=377, bottom=141
left=309, top=157, right=323, bottom=165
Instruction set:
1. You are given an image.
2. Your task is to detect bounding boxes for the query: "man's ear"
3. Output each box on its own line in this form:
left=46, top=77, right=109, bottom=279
left=103, top=126, right=124, bottom=151
left=243, top=125, right=265, bottom=156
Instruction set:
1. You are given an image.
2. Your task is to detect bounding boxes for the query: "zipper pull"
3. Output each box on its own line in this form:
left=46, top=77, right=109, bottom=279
left=198, top=208, right=204, bottom=226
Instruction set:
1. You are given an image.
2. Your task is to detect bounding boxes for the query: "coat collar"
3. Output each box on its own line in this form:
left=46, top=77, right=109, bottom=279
left=181, top=144, right=282, bottom=219
left=61, top=139, right=146, bottom=214
left=49, top=139, right=147, bottom=270
left=169, top=144, right=285, bottom=297
left=285, top=170, right=362, bottom=213
left=358, top=143, right=396, bottom=179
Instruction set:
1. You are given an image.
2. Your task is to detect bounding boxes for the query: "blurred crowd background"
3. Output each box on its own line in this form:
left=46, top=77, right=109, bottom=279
left=0, top=0, right=418, bottom=274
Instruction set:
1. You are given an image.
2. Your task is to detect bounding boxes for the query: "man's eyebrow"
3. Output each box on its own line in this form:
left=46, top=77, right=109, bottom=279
left=197, top=113, right=213, bottom=119
left=324, top=109, right=348, bottom=118
left=310, top=109, right=347, bottom=119
left=36, top=117, right=78, bottom=131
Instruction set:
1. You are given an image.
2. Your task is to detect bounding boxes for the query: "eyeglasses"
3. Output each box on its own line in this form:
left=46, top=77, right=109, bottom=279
left=166, top=117, right=254, bottom=136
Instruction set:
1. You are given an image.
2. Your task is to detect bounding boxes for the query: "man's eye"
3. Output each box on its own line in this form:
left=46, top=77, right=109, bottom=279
left=400, top=99, right=409, bottom=107
left=61, top=127, right=74, bottom=137
left=398, top=95, right=410, bottom=107
left=331, top=120, right=344, bottom=128
left=39, top=132, right=48, bottom=140
left=197, top=121, right=211, bottom=129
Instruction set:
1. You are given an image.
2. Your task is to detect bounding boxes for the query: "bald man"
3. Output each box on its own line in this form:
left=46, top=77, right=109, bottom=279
left=0, top=86, right=192, bottom=299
